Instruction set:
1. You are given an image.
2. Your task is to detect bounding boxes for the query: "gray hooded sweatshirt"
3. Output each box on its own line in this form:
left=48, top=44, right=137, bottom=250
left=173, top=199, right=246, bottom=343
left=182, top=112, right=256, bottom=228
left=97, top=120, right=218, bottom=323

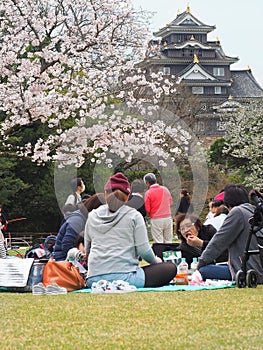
left=85, top=204, right=158, bottom=278
left=198, top=203, right=263, bottom=283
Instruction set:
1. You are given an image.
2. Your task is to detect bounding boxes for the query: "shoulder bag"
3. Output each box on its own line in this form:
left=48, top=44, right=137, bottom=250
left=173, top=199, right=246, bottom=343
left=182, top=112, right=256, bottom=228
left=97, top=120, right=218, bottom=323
left=43, top=258, right=86, bottom=292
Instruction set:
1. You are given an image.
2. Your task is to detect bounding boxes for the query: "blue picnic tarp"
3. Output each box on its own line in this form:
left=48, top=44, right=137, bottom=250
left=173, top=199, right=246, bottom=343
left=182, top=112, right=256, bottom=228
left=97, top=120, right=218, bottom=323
left=72, top=282, right=236, bottom=293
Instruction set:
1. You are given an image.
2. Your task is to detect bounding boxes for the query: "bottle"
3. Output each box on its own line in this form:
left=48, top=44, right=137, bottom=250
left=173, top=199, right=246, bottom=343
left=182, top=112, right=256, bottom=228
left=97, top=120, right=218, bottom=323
left=188, top=257, right=198, bottom=282
left=190, top=257, right=198, bottom=274
left=163, top=251, right=178, bottom=284
left=175, top=257, right=188, bottom=285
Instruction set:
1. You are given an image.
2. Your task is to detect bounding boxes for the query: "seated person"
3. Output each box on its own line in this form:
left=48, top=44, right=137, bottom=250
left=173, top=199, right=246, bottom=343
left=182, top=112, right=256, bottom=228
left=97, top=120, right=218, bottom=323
left=85, top=172, right=177, bottom=288
left=176, top=214, right=228, bottom=266
left=204, top=200, right=215, bottom=221
left=198, top=184, right=263, bottom=283
left=203, top=201, right=229, bottom=231
left=54, top=193, right=105, bottom=261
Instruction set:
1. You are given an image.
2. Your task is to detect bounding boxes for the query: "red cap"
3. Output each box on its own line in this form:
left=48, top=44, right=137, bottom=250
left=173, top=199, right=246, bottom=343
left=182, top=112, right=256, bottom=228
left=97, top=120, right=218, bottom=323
left=104, top=172, right=131, bottom=196
left=214, top=192, right=224, bottom=202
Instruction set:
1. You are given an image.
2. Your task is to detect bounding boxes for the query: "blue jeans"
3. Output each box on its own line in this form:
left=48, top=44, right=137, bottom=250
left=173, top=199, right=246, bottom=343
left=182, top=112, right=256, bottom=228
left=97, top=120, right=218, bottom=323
left=86, top=267, right=145, bottom=288
left=199, top=264, right=232, bottom=281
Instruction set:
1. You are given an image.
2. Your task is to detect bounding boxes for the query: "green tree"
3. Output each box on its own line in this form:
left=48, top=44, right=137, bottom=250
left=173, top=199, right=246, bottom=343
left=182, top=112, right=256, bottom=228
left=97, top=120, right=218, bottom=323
left=0, top=157, right=29, bottom=207
left=208, top=137, right=246, bottom=175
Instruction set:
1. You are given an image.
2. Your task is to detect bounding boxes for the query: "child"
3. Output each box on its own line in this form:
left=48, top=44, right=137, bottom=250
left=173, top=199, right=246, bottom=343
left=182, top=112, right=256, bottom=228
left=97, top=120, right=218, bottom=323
left=66, top=231, right=87, bottom=276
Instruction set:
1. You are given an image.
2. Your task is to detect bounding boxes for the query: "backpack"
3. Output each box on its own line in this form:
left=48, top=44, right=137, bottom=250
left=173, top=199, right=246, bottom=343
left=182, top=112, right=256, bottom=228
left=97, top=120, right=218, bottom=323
left=25, top=235, right=57, bottom=260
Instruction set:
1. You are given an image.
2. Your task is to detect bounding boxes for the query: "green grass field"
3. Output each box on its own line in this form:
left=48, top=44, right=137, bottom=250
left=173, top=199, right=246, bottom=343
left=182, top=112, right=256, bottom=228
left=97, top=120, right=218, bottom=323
left=1, top=286, right=262, bottom=349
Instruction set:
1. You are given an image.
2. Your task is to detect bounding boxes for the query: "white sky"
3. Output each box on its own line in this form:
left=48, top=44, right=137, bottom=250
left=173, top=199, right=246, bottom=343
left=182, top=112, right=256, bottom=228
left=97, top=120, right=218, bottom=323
left=132, top=0, right=263, bottom=87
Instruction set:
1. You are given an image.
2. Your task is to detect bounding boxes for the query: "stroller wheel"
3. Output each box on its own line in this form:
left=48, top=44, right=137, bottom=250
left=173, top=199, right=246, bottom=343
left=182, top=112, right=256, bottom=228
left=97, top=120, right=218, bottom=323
left=236, top=270, right=246, bottom=288
left=246, top=270, right=258, bottom=288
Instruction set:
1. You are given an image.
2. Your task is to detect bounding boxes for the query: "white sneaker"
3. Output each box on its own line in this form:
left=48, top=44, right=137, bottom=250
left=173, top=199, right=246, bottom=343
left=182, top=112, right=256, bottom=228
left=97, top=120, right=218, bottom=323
left=32, top=283, right=46, bottom=295
left=109, top=280, right=137, bottom=293
left=91, top=280, right=110, bottom=294
left=46, top=283, right=67, bottom=295
left=91, top=280, right=136, bottom=294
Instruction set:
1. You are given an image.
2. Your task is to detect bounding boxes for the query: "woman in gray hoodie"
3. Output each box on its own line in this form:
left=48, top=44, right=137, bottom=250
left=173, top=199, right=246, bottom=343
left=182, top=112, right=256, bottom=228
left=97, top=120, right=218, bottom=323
left=198, top=184, right=263, bottom=283
left=85, top=172, right=176, bottom=288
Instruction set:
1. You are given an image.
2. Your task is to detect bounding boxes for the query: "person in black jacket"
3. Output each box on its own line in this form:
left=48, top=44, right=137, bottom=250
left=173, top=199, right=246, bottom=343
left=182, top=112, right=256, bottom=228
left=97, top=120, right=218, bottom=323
left=126, top=179, right=146, bottom=219
left=174, top=189, right=193, bottom=234
left=176, top=214, right=228, bottom=267
left=175, top=189, right=193, bottom=216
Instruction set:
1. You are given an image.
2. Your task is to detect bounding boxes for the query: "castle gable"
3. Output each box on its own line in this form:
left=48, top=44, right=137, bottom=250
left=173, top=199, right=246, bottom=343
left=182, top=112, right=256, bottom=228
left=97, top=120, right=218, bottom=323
left=179, top=63, right=216, bottom=81
left=177, top=14, right=201, bottom=27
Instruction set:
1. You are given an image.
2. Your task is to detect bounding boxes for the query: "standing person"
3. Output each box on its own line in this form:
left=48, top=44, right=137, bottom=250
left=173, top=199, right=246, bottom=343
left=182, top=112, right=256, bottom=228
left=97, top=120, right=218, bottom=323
left=174, top=189, right=194, bottom=230
left=64, top=177, right=86, bottom=212
left=0, top=237, right=6, bottom=258
left=198, top=184, right=263, bottom=283
left=143, top=173, right=173, bottom=243
left=126, top=179, right=146, bottom=219
left=85, top=172, right=176, bottom=288
left=0, top=204, right=8, bottom=241
left=175, top=189, right=193, bottom=216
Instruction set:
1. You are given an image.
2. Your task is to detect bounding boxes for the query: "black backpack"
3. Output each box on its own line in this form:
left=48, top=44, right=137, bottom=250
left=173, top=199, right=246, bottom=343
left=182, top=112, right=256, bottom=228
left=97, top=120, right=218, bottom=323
left=25, top=235, right=57, bottom=260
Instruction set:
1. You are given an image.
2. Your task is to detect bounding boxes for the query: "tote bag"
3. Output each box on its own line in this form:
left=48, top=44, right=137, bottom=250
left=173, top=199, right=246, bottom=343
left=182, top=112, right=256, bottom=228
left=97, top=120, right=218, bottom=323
left=43, top=258, right=86, bottom=292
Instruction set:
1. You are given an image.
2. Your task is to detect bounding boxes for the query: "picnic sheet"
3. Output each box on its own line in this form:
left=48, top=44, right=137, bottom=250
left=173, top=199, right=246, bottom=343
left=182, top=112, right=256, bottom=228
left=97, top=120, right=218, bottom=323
left=72, top=283, right=236, bottom=293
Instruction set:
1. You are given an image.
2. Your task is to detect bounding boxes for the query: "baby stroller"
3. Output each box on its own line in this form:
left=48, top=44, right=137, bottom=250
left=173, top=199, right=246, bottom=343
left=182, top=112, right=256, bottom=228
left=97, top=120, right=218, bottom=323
left=236, top=190, right=263, bottom=288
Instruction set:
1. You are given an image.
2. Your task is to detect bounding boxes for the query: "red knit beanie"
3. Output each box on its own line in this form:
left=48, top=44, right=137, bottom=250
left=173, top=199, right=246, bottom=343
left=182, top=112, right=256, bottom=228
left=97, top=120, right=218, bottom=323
left=104, top=172, right=131, bottom=195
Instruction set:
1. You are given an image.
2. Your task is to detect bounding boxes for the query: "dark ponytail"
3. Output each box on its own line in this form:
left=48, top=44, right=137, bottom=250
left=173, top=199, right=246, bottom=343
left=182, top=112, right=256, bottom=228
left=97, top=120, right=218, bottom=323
left=79, top=193, right=105, bottom=217
left=107, top=190, right=128, bottom=212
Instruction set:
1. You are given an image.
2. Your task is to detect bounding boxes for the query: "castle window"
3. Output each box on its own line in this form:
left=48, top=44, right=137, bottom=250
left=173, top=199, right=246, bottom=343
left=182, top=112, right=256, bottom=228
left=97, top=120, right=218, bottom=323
left=192, top=86, right=204, bottom=94
left=162, top=67, right=171, bottom=75
left=213, top=67, right=224, bottom=76
left=215, top=86, right=222, bottom=94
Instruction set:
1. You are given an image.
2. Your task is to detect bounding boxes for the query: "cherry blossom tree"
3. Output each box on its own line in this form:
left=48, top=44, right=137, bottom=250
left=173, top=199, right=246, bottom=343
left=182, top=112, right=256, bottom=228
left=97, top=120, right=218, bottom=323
left=223, top=101, right=263, bottom=189
left=0, top=0, right=193, bottom=168
left=0, top=0, right=211, bottom=219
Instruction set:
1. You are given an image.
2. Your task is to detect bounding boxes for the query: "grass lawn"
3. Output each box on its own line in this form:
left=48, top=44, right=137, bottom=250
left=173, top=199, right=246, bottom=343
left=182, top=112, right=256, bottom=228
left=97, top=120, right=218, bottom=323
left=0, top=286, right=262, bottom=349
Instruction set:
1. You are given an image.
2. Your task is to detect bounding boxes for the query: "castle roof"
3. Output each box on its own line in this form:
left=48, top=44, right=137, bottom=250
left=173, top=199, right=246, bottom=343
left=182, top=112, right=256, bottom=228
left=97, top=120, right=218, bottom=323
left=154, top=7, right=215, bottom=37
left=229, top=70, right=263, bottom=98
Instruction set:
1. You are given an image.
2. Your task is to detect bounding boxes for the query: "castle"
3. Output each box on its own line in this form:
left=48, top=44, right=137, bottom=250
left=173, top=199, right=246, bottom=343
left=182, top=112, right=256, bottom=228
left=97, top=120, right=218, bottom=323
left=140, top=5, right=263, bottom=139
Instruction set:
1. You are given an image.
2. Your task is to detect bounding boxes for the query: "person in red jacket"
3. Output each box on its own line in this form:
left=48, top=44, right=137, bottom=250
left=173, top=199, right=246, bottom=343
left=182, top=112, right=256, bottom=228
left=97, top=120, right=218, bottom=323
left=143, top=173, right=173, bottom=243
